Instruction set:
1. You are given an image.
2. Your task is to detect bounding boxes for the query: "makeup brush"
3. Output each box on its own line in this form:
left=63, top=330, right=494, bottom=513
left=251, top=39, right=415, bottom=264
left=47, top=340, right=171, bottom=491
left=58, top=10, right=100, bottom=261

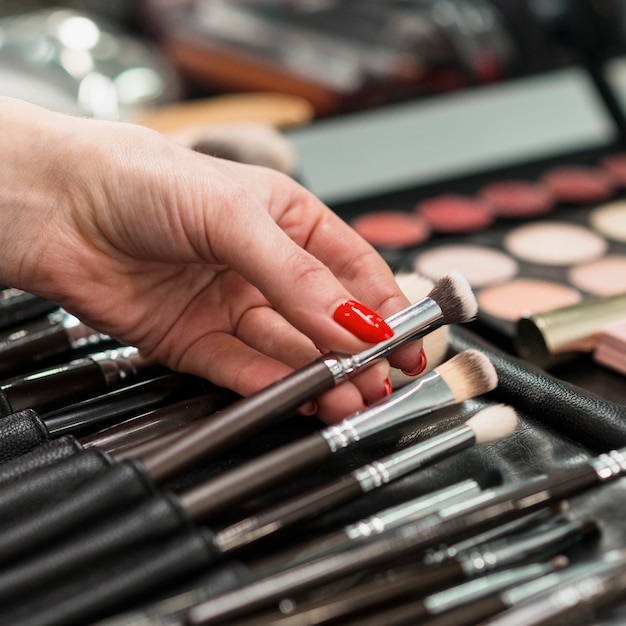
left=0, top=345, right=164, bottom=416
left=474, top=549, right=626, bottom=626
left=0, top=309, right=113, bottom=379
left=141, top=271, right=477, bottom=483
left=0, top=405, right=517, bottom=605
left=211, top=404, right=518, bottom=555
left=0, top=287, right=57, bottom=332
left=230, top=558, right=568, bottom=626
left=174, top=349, right=497, bottom=520
left=184, top=449, right=626, bottom=625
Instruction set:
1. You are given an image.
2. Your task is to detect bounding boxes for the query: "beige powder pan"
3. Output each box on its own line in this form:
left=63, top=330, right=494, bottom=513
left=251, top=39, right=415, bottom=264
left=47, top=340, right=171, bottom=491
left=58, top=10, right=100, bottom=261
left=504, top=221, right=608, bottom=266
left=588, top=200, right=626, bottom=243
left=568, top=255, right=626, bottom=296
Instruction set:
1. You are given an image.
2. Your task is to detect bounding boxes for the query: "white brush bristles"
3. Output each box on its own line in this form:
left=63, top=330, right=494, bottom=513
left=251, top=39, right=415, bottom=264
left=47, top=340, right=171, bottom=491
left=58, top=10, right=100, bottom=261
left=437, top=350, right=498, bottom=402
left=428, top=271, right=477, bottom=325
left=466, top=404, right=519, bottom=444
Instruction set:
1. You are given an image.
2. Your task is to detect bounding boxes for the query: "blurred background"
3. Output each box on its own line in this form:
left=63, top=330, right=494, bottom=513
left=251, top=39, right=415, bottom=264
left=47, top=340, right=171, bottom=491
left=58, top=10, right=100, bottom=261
left=2, top=0, right=626, bottom=123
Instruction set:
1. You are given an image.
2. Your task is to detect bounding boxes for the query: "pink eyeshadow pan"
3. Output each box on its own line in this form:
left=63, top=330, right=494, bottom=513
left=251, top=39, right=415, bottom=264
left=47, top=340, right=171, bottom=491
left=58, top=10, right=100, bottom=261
left=477, top=278, right=582, bottom=322
left=414, top=195, right=495, bottom=234
left=600, top=153, right=626, bottom=187
left=540, top=166, right=618, bottom=204
left=568, top=255, right=626, bottom=296
left=351, top=211, right=431, bottom=248
left=478, top=180, right=554, bottom=218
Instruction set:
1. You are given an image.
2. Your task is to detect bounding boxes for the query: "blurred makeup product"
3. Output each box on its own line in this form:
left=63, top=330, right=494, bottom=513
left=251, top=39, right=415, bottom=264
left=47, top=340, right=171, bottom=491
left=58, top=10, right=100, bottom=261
left=593, top=319, right=626, bottom=376
left=515, top=292, right=626, bottom=368
left=478, top=179, right=555, bottom=218
left=175, top=350, right=497, bottom=521
left=414, top=195, right=496, bottom=234
left=351, top=211, right=431, bottom=249
left=540, top=165, right=618, bottom=203
left=141, top=272, right=477, bottom=483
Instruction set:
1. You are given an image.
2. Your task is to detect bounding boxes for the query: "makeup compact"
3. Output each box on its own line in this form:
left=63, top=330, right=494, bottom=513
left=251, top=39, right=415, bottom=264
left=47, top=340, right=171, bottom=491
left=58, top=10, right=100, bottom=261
left=286, top=65, right=626, bottom=388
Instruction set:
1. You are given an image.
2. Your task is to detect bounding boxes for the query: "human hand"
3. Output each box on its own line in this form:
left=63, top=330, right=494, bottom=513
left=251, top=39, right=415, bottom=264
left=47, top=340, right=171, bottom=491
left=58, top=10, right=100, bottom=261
left=0, top=97, right=425, bottom=423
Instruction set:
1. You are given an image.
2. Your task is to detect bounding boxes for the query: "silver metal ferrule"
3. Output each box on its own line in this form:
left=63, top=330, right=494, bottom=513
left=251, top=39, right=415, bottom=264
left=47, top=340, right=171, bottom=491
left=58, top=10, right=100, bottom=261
left=425, top=561, right=559, bottom=615
left=90, top=346, right=146, bottom=386
left=321, top=370, right=454, bottom=452
left=344, top=479, right=481, bottom=541
left=327, top=296, right=444, bottom=383
left=458, top=519, right=586, bottom=577
left=55, top=310, right=111, bottom=349
left=352, top=424, right=474, bottom=493
left=590, top=448, right=626, bottom=481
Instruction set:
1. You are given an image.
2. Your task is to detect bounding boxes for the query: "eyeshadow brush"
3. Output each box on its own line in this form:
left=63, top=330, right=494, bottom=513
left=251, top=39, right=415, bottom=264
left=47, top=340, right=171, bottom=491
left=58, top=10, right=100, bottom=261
left=184, top=448, right=626, bottom=625
left=172, top=349, right=497, bottom=520
left=140, top=271, right=477, bottom=483
left=0, top=405, right=517, bottom=604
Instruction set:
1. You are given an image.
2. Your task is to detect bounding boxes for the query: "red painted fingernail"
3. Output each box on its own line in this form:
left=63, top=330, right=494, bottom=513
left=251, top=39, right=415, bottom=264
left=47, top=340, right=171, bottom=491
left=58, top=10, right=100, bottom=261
left=333, top=300, right=394, bottom=343
left=401, top=348, right=427, bottom=377
left=383, top=377, right=393, bottom=397
left=296, top=401, right=318, bottom=416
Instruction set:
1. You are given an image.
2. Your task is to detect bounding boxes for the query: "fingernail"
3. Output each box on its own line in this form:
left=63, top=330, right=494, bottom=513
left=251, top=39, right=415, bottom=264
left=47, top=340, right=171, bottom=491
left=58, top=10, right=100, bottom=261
left=383, top=377, right=393, bottom=397
left=333, top=300, right=394, bottom=343
left=297, top=401, right=318, bottom=416
left=401, top=348, right=427, bottom=377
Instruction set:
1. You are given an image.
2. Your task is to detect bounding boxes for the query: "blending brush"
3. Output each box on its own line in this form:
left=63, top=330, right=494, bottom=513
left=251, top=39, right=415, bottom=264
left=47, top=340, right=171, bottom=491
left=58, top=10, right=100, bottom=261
left=0, top=405, right=518, bottom=618
left=140, top=271, right=477, bottom=484
left=172, top=348, right=497, bottom=520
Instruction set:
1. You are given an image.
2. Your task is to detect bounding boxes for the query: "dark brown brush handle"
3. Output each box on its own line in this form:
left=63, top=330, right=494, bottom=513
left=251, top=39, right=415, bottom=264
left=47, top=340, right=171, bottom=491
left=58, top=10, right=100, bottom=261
left=179, top=432, right=331, bottom=520
left=142, top=359, right=335, bottom=483
left=216, top=474, right=364, bottom=554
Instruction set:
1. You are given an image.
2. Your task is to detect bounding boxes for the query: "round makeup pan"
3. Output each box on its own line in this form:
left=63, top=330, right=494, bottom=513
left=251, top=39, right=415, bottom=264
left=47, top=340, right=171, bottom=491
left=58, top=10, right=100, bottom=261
left=588, top=200, right=626, bottom=243
left=540, top=165, right=618, bottom=204
left=568, top=255, right=626, bottom=296
left=350, top=211, right=431, bottom=248
left=600, top=152, right=626, bottom=187
left=414, top=195, right=495, bottom=234
left=413, top=244, right=518, bottom=288
left=504, top=221, right=608, bottom=266
left=477, top=278, right=582, bottom=322
left=478, top=180, right=554, bottom=219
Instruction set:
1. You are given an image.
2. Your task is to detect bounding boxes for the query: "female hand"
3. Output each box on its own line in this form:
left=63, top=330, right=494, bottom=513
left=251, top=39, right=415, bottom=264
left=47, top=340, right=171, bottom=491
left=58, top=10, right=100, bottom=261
left=0, top=97, right=425, bottom=423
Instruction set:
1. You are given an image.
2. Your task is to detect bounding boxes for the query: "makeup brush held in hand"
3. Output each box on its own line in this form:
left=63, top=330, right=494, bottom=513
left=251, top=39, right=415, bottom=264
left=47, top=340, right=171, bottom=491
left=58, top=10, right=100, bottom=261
left=142, top=271, right=478, bottom=483
left=176, top=349, right=498, bottom=521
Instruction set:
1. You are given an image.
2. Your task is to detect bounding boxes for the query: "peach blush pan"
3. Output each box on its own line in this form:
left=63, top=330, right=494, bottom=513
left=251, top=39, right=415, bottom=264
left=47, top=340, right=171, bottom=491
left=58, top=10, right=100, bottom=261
left=504, top=221, right=608, bottom=266
left=588, top=200, right=626, bottom=243
left=568, top=255, right=626, bottom=296
left=350, top=211, right=431, bottom=248
left=413, top=244, right=518, bottom=289
left=476, top=278, right=582, bottom=322
left=478, top=180, right=555, bottom=219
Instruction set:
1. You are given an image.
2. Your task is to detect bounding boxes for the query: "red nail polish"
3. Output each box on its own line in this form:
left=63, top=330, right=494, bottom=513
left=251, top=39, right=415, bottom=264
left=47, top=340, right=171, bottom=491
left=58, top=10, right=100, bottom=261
left=333, top=300, right=394, bottom=343
left=296, top=401, right=318, bottom=416
left=383, top=377, right=393, bottom=397
left=401, top=348, right=427, bottom=377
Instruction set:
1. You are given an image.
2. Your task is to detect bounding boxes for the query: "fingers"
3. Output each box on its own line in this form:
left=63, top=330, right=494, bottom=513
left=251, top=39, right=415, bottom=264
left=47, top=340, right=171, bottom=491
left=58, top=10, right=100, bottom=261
left=174, top=328, right=391, bottom=424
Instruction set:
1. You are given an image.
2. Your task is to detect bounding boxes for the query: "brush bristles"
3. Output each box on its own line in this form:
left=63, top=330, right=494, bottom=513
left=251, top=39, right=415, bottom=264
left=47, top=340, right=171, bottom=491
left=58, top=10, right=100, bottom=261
left=428, top=271, right=477, bottom=324
left=466, top=404, right=518, bottom=444
left=437, top=349, right=498, bottom=402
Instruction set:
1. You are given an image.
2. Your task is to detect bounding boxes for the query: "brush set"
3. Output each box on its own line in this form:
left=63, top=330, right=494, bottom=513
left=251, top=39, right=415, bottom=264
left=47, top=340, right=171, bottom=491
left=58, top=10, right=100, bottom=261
left=0, top=272, right=624, bottom=626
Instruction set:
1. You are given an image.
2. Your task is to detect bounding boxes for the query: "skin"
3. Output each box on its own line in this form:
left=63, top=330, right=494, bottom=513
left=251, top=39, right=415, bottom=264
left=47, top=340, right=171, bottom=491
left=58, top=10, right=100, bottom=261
left=0, top=96, right=423, bottom=423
